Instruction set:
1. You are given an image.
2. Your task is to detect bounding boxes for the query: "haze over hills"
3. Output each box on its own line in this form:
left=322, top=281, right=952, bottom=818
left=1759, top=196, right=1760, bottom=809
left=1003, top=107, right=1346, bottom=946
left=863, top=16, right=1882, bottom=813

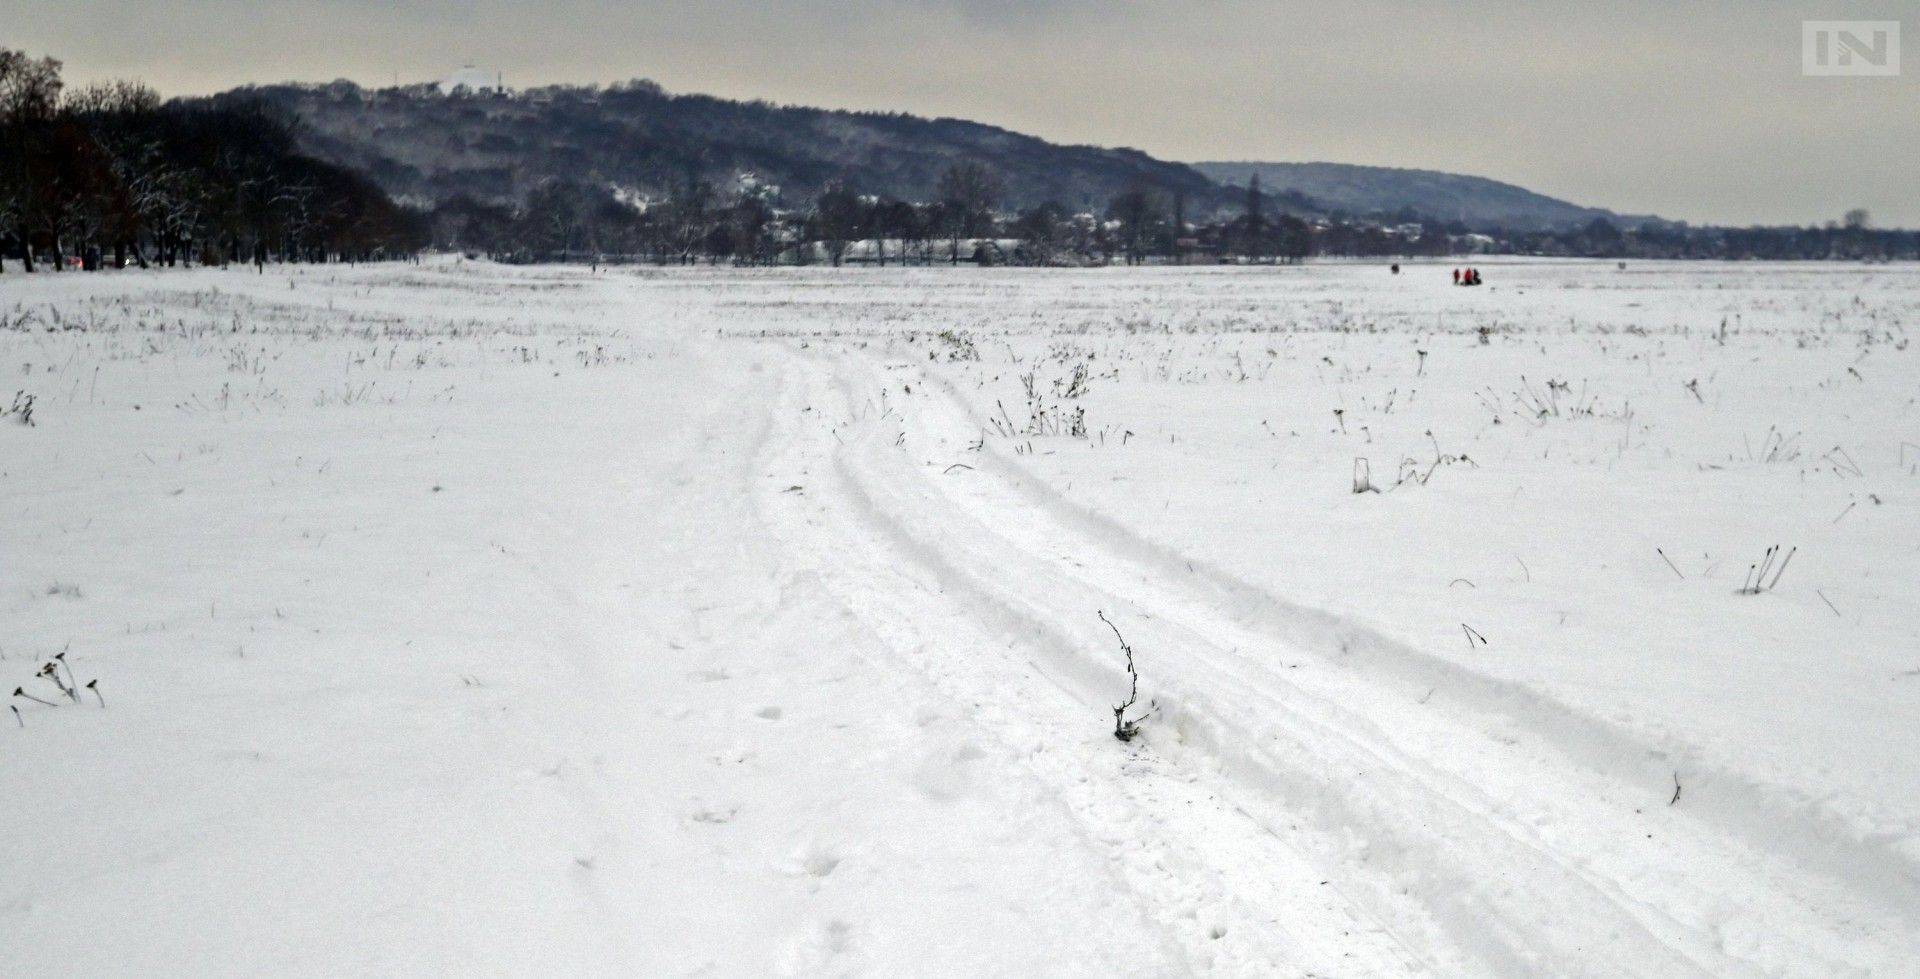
left=1192, top=161, right=1659, bottom=232
left=194, top=78, right=1667, bottom=233
left=204, top=80, right=1232, bottom=215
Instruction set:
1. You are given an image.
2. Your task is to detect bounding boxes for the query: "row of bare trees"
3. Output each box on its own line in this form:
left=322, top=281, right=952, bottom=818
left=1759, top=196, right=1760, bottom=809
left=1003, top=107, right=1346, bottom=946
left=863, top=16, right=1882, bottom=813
left=426, top=161, right=1011, bottom=266
left=1503, top=213, right=1920, bottom=261
left=1, top=50, right=424, bottom=273
left=428, top=159, right=1341, bottom=266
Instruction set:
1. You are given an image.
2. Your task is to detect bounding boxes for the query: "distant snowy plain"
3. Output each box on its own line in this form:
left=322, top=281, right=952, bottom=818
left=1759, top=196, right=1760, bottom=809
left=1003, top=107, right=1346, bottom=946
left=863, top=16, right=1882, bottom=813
left=2, top=259, right=1916, bottom=975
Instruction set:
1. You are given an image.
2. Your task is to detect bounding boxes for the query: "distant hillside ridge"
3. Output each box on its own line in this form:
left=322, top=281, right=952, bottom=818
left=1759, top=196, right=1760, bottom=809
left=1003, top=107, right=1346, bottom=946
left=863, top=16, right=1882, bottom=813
left=199, top=80, right=1236, bottom=213
left=1191, top=161, right=1662, bottom=232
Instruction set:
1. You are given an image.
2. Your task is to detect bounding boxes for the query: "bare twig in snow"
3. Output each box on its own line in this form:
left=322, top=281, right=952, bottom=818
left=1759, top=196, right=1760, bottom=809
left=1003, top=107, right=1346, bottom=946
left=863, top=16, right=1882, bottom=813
left=1657, top=548, right=1685, bottom=579
left=13, top=687, right=58, bottom=708
left=1099, top=611, right=1146, bottom=742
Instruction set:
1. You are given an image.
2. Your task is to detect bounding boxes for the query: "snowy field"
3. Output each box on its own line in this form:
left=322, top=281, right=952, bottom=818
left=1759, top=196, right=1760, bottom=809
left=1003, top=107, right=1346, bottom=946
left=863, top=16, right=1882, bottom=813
left=2, top=258, right=1917, bottom=976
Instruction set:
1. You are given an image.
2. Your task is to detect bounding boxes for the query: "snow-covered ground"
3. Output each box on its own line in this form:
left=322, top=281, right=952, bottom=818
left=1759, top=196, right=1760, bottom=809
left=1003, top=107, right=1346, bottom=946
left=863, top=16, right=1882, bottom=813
left=2, top=258, right=1916, bottom=975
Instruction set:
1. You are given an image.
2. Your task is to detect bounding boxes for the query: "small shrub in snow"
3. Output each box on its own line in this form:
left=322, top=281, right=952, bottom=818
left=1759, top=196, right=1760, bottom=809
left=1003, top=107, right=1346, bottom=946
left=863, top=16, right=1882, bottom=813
left=4, top=391, right=34, bottom=426
left=1394, top=435, right=1476, bottom=488
left=1099, top=611, right=1152, bottom=742
left=991, top=370, right=1087, bottom=440
left=1738, top=545, right=1796, bottom=595
left=1053, top=363, right=1089, bottom=399
left=1743, top=427, right=1801, bottom=465
left=933, top=330, right=980, bottom=362
left=38, top=661, right=76, bottom=702
left=10, top=648, right=103, bottom=722
left=1511, top=377, right=1623, bottom=422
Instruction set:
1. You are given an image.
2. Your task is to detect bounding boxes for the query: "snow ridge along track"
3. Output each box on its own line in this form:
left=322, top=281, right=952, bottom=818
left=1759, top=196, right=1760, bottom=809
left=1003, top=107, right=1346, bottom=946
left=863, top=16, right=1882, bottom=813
left=903, top=370, right=1920, bottom=925
left=758, top=358, right=1434, bottom=976
left=758, top=349, right=1920, bottom=976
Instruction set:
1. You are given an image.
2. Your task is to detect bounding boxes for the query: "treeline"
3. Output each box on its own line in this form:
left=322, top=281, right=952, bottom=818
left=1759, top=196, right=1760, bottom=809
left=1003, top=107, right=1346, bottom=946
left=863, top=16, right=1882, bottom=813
left=1502, top=215, right=1920, bottom=261
left=427, top=161, right=1017, bottom=265
left=10, top=48, right=1907, bottom=271
left=0, top=50, right=424, bottom=272
left=432, top=167, right=1363, bottom=266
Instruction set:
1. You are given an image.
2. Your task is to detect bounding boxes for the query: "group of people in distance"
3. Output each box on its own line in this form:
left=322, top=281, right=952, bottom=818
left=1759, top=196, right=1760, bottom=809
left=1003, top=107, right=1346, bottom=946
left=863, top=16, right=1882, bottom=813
left=1452, top=267, right=1483, bottom=286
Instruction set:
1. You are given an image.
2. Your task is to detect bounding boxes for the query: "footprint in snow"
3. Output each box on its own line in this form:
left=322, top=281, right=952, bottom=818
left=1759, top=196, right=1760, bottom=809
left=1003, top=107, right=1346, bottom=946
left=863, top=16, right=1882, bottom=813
left=777, top=918, right=855, bottom=975
left=784, top=841, right=844, bottom=879
left=914, top=741, right=988, bottom=801
left=689, top=805, right=738, bottom=825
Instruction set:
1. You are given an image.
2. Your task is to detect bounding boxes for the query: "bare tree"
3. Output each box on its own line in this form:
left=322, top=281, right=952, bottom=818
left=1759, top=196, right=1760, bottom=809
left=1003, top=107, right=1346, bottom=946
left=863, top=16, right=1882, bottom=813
left=811, top=182, right=864, bottom=266
left=936, top=161, right=1002, bottom=264
left=1106, top=187, right=1163, bottom=265
left=0, top=50, right=66, bottom=271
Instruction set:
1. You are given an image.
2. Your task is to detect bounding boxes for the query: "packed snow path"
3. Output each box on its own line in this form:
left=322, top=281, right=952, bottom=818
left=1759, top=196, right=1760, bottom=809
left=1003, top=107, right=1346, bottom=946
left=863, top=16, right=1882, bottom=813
left=761, top=351, right=1918, bottom=975
left=2, top=260, right=1916, bottom=975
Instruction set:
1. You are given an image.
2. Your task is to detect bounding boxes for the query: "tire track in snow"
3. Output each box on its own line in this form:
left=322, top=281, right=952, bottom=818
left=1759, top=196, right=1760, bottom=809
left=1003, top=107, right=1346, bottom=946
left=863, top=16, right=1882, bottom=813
left=886, top=360, right=1920, bottom=974
left=903, top=366, right=1920, bottom=955
left=803, top=361, right=1734, bottom=977
left=754, top=355, right=1438, bottom=976
left=779, top=351, right=1920, bottom=975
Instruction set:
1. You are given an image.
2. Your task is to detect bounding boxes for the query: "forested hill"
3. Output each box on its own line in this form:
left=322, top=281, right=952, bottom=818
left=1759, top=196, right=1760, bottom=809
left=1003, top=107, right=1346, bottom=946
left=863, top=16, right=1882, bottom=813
left=201, top=80, right=1235, bottom=213
left=1191, top=161, right=1659, bottom=231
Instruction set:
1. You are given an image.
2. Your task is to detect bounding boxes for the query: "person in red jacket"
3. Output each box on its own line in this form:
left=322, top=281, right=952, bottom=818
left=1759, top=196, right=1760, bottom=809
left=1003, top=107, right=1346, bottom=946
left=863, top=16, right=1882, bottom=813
left=1452, top=268, right=1461, bottom=285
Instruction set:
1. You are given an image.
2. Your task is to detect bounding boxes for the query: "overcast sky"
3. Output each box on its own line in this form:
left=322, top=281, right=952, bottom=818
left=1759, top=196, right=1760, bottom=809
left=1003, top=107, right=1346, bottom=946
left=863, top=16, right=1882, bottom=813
left=9, top=0, right=1916, bottom=226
